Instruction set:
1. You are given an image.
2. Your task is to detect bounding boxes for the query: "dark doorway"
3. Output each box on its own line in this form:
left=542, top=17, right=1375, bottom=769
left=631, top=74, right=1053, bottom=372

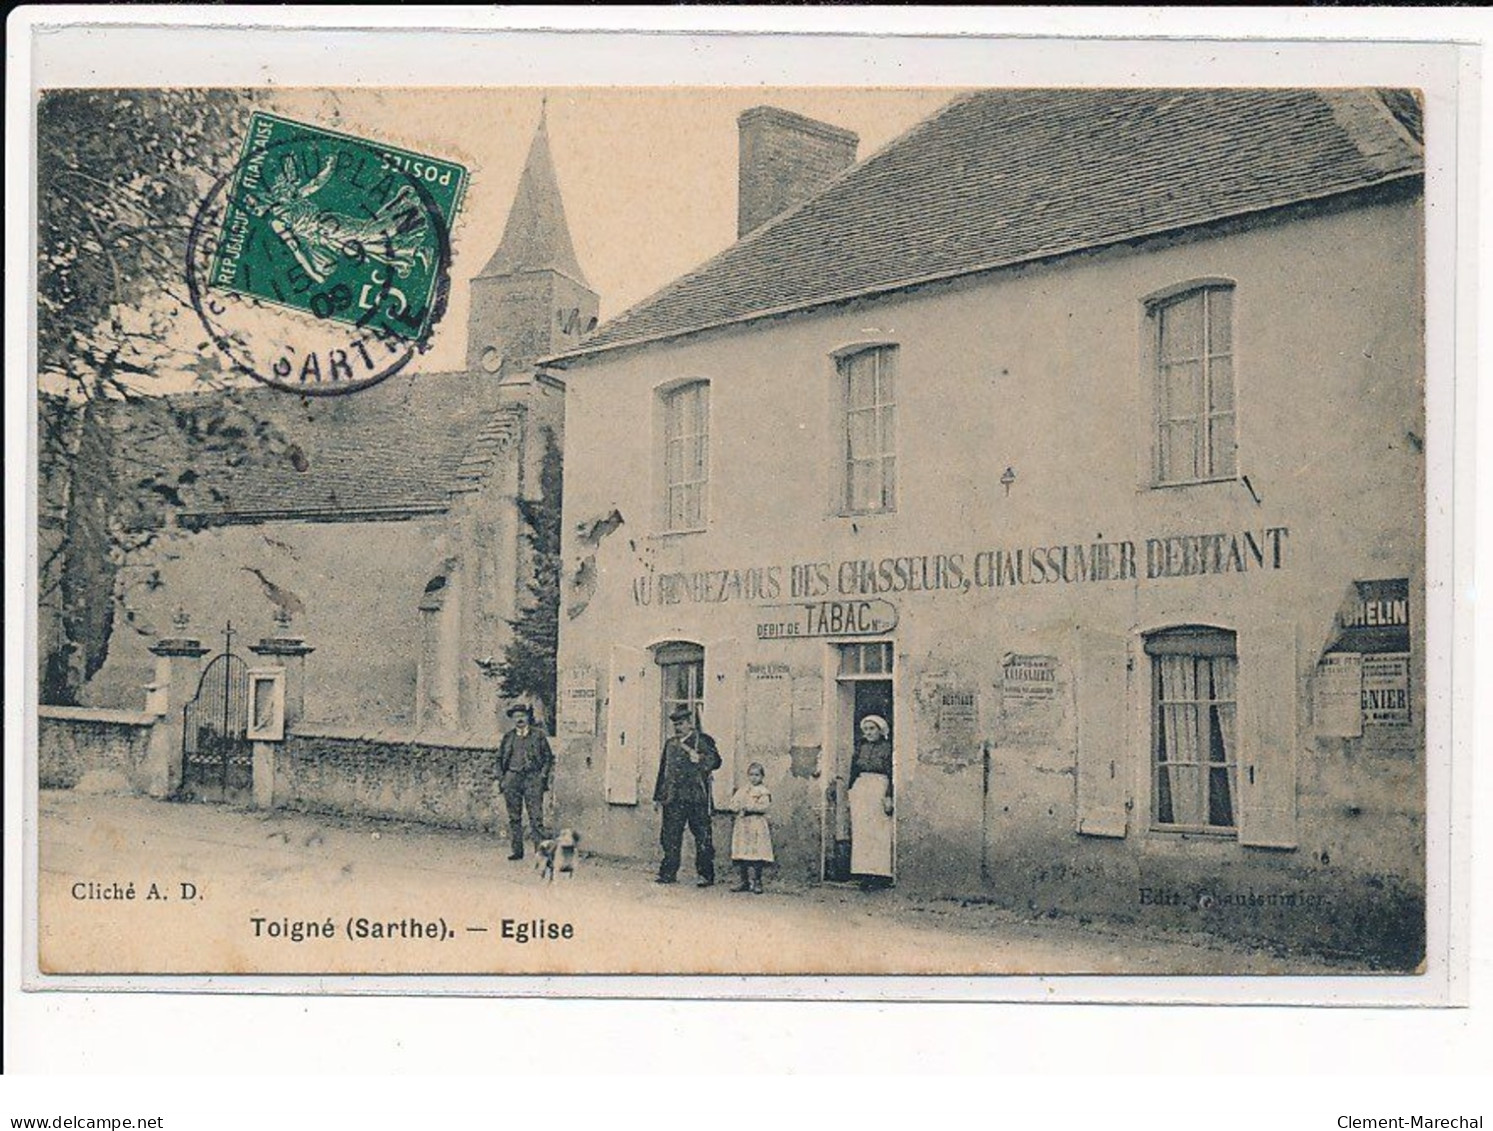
left=824, top=641, right=896, bottom=882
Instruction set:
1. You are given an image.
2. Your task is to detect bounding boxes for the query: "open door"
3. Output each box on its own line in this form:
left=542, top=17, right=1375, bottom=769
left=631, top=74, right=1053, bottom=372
left=822, top=641, right=896, bottom=883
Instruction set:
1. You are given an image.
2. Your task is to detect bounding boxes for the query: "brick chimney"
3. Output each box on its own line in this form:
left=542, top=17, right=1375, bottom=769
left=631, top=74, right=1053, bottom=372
left=737, top=106, right=859, bottom=238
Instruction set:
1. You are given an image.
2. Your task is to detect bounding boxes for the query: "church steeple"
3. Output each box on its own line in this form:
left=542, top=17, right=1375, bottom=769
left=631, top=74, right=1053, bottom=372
left=477, top=106, right=589, bottom=287
left=467, top=104, right=599, bottom=374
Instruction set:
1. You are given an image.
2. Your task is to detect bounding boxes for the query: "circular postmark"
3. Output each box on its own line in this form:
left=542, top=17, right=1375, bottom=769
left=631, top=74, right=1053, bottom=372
left=186, top=113, right=466, bottom=396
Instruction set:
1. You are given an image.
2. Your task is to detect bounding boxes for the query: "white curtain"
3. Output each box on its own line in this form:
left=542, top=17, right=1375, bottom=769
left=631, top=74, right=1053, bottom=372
left=1211, top=656, right=1238, bottom=824
left=1159, top=656, right=1205, bottom=825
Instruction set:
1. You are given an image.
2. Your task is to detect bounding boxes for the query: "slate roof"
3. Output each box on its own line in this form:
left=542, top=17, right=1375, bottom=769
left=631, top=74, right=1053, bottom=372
left=554, top=88, right=1423, bottom=361
left=477, top=110, right=589, bottom=287
left=131, top=111, right=573, bottom=527
left=165, top=371, right=522, bottom=524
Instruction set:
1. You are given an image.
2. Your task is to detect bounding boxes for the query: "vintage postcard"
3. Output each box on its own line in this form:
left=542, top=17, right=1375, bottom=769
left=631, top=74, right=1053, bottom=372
left=18, top=26, right=1467, bottom=996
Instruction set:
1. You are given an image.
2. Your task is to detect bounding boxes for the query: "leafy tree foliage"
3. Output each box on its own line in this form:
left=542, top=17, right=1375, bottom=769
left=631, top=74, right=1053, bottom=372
left=38, top=89, right=253, bottom=388
left=35, top=88, right=286, bottom=703
left=494, top=427, right=563, bottom=727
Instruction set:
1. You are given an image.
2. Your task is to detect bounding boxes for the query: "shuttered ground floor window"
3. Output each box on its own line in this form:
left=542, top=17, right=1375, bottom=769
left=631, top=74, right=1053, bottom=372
left=1075, top=621, right=1298, bottom=848
left=606, top=639, right=741, bottom=809
left=656, top=641, right=705, bottom=742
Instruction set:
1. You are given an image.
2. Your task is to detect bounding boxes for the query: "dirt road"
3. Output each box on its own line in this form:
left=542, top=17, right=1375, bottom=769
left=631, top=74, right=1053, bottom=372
left=36, top=790, right=1341, bottom=977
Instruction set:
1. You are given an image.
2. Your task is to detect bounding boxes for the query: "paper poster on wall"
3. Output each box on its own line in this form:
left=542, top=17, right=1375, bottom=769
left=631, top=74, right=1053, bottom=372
left=1333, top=578, right=1411, bottom=655
left=559, top=668, right=598, bottom=735
left=744, top=662, right=793, bottom=750
left=1313, top=653, right=1363, bottom=737
left=935, top=688, right=981, bottom=757
left=938, top=688, right=979, bottom=729
left=1361, top=653, right=1411, bottom=727
left=909, top=668, right=982, bottom=768
left=1001, top=653, right=1058, bottom=704
left=789, top=674, right=823, bottom=746
left=997, top=653, right=1063, bottom=743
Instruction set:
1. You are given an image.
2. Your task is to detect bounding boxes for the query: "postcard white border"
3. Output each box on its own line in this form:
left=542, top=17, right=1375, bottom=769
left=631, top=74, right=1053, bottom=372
left=4, top=4, right=1487, bottom=1078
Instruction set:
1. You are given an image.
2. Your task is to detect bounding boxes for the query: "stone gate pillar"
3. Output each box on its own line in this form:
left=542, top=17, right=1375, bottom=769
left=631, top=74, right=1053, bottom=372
left=142, top=630, right=209, bottom=798
left=249, top=620, right=314, bottom=809
left=249, top=630, right=315, bottom=726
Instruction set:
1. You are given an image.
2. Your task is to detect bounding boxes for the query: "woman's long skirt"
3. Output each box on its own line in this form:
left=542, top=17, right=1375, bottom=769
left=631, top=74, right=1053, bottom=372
left=848, top=773, right=893, bottom=878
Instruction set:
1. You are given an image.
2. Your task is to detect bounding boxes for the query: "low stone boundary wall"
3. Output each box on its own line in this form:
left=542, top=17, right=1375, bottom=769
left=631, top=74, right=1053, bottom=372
left=275, top=727, right=500, bottom=831
left=39, top=706, right=159, bottom=791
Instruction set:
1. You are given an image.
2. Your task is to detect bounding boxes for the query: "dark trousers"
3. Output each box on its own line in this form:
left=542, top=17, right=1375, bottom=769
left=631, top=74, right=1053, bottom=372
left=658, top=801, right=715, bottom=882
left=503, top=775, right=547, bottom=854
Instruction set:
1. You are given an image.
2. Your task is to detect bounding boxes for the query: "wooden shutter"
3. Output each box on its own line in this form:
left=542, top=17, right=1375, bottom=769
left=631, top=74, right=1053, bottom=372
left=1074, top=628, right=1131, bottom=838
left=604, top=645, right=650, bottom=805
left=703, top=636, right=742, bottom=808
left=1237, top=621, right=1299, bottom=848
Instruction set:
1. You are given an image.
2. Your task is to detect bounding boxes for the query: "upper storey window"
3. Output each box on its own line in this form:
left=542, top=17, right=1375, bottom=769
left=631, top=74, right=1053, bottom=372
left=661, top=381, right=709, bottom=532
left=839, top=345, right=898, bottom=514
left=1152, top=284, right=1236, bottom=485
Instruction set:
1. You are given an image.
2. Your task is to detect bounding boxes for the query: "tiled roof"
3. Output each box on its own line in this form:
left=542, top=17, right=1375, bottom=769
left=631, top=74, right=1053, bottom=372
left=162, top=371, right=520, bottom=523
left=556, top=88, right=1422, bottom=360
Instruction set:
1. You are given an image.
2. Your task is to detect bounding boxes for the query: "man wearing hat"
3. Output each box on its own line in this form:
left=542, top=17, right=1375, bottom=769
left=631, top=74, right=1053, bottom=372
left=498, top=703, right=554, bottom=860
left=652, top=705, right=722, bottom=886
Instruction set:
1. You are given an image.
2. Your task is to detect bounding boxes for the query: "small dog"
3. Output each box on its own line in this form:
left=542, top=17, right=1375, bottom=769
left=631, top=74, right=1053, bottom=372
left=534, top=828, right=581, bottom=883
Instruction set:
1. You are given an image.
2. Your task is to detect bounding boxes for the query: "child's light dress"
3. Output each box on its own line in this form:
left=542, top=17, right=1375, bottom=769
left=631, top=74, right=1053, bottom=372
left=729, top=783, right=774, bottom=863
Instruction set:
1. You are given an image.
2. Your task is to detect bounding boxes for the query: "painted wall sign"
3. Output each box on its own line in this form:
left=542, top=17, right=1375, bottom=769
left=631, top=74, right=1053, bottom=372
left=754, top=599, right=899, bottom=640
left=1313, top=653, right=1364, bottom=738
left=1361, top=654, right=1411, bottom=727
left=629, top=527, right=1290, bottom=608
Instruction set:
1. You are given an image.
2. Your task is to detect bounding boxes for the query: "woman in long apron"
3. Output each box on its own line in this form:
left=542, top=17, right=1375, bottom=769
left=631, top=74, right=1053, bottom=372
left=848, top=714, right=894, bottom=890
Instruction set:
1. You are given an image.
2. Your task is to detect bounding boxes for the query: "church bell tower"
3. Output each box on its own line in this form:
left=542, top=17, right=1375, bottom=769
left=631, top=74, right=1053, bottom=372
left=467, top=106, right=599, bottom=375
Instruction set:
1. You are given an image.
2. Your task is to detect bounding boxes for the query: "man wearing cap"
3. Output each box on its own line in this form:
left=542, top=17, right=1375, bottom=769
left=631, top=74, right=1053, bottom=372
left=498, top=703, right=554, bottom=861
left=653, top=705, right=722, bottom=886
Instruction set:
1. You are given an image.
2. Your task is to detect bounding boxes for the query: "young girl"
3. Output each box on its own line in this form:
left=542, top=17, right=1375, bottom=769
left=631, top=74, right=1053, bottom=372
left=728, top=762, right=774, bottom=894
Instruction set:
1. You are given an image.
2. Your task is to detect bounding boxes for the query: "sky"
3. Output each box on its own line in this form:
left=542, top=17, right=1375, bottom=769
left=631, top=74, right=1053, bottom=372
left=267, top=87, right=959, bottom=374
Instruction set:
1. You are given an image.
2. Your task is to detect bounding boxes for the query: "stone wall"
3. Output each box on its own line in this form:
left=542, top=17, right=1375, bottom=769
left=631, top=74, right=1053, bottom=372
left=39, top=706, right=158, bottom=791
left=274, top=727, right=502, bottom=832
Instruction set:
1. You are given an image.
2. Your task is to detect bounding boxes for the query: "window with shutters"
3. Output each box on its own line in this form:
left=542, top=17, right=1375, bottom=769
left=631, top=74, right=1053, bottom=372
left=1146, top=626, right=1238, bottom=834
left=659, top=381, right=709, bottom=532
left=1149, top=283, right=1236, bottom=485
left=837, top=345, right=897, bottom=514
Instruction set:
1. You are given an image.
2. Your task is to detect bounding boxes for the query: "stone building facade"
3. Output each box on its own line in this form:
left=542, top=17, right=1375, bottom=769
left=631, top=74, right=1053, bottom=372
left=547, top=90, right=1426, bottom=964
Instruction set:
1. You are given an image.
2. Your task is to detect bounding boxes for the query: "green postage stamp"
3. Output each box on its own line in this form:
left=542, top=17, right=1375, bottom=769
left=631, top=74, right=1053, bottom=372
left=208, top=113, right=468, bottom=343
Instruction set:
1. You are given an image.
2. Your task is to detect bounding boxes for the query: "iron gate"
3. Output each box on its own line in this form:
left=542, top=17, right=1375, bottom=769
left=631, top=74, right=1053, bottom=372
left=181, top=651, right=253, bottom=801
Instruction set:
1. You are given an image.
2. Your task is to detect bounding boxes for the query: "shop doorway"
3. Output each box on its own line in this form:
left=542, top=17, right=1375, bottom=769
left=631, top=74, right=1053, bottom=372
left=823, top=642, right=895, bottom=883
